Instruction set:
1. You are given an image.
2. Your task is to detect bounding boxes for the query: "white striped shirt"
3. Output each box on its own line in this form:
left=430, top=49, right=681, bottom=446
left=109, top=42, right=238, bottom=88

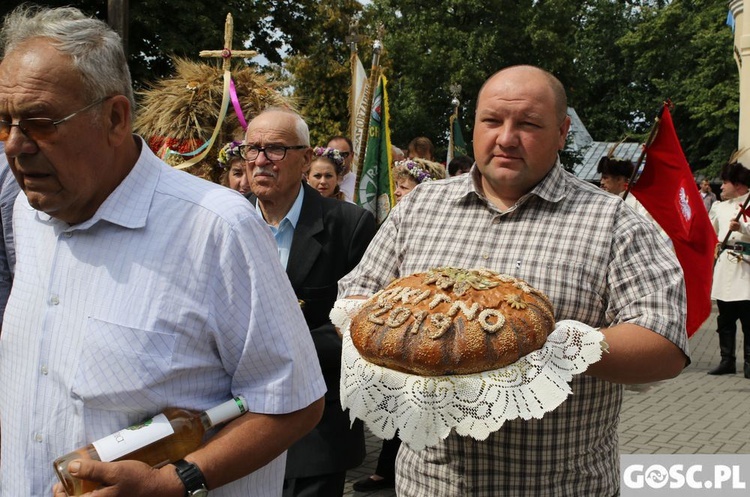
left=0, top=138, right=325, bottom=497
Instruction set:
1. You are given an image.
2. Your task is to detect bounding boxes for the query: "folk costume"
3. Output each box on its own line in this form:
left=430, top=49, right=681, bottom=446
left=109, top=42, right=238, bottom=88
left=709, top=192, right=750, bottom=376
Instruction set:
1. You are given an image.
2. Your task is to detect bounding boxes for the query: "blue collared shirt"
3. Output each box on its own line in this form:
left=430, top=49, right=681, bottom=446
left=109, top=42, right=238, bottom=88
left=256, top=184, right=305, bottom=269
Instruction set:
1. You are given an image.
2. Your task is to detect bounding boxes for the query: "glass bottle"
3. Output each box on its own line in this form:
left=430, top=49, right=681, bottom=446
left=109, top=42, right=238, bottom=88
left=53, top=396, right=248, bottom=496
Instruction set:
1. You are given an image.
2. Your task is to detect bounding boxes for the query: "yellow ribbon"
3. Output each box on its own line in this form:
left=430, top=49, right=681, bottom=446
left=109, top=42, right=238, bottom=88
left=174, top=70, right=232, bottom=170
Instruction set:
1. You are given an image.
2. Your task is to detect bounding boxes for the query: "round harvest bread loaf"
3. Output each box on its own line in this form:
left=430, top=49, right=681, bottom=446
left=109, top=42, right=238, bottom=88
left=350, top=267, right=555, bottom=376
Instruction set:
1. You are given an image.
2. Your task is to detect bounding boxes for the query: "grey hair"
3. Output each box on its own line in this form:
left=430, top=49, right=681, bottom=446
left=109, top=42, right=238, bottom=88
left=255, top=107, right=310, bottom=146
left=0, top=5, right=134, bottom=112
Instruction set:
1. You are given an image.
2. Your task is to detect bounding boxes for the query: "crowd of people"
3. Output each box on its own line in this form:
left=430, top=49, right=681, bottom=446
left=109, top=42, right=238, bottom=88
left=218, top=132, right=466, bottom=206
left=0, top=4, right=746, bottom=497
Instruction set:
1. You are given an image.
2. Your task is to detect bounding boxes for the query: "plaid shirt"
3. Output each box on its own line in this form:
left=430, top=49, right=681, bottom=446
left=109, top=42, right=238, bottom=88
left=339, top=162, right=689, bottom=497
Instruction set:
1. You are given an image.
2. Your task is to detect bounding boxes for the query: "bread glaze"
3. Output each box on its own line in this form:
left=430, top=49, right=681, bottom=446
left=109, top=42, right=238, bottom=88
left=350, top=268, right=555, bottom=375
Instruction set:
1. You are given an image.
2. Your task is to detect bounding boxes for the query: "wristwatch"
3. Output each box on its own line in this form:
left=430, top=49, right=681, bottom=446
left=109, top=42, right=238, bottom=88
left=173, top=459, right=209, bottom=497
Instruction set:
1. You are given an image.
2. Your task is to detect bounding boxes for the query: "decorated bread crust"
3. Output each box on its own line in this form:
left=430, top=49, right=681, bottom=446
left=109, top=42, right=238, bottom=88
left=350, top=267, right=555, bottom=376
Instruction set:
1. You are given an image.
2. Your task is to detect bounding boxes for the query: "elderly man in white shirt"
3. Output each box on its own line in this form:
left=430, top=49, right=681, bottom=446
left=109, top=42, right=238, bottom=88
left=0, top=6, right=325, bottom=497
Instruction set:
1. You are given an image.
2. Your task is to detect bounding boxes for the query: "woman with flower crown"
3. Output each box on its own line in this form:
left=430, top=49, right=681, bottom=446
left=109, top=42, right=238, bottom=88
left=392, top=157, right=446, bottom=203
left=217, top=140, right=250, bottom=195
left=308, top=147, right=347, bottom=200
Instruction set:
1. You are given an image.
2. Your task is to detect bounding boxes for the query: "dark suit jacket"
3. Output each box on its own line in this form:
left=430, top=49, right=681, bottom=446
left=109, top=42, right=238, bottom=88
left=247, top=183, right=376, bottom=478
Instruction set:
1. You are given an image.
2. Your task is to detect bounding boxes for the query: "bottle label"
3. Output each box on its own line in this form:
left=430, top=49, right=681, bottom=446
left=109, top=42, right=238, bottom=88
left=205, top=396, right=248, bottom=427
left=92, top=413, right=174, bottom=462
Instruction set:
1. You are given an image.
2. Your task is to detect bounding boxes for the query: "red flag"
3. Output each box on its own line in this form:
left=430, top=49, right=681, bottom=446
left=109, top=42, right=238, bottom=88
left=630, top=105, right=717, bottom=337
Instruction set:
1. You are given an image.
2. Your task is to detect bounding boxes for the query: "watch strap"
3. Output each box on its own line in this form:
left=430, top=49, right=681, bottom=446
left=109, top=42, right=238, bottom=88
left=173, top=459, right=208, bottom=496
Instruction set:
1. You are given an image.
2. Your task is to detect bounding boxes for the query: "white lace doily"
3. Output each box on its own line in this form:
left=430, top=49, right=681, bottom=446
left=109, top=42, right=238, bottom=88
left=331, top=298, right=607, bottom=451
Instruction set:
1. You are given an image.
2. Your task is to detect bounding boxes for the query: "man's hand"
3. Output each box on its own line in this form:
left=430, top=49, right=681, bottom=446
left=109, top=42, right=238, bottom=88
left=51, top=459, right=184, bottom=497
left=50, top=400, right=326, bottom=496
left=729, top=219, right=740, bottom=232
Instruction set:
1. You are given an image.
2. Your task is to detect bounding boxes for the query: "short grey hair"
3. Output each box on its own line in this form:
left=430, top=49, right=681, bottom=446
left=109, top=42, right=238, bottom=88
left=0, top=5, right=134, bottom=111
left=254, top=107, right=310, bottom=146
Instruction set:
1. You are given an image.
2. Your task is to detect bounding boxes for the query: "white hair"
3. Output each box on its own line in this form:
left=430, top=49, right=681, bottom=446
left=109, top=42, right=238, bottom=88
left=256, top=107, right=310, bottom=146
left=0, top=5, right=135, bottom=113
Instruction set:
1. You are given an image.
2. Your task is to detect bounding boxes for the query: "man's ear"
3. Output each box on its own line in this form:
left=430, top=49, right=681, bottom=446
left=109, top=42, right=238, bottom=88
left=302, top=147, right=313, bottom=174
left=303, top=146, right=313, bottom=165
left=558, top=115, right=572, bottom=151
left=105, top=95, right=132, bottom=146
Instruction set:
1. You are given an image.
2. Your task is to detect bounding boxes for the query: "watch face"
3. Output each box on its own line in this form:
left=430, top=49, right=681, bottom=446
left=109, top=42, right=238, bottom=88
left=189, top=488, right=208, bottom=497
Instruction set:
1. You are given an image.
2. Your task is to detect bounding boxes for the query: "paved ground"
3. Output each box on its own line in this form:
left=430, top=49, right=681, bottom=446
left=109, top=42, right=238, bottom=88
left=342, top=303, right=750, bottom=496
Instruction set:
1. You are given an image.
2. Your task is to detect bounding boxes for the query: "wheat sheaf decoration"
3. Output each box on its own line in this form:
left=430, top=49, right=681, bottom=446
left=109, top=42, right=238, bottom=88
left=134, top=57, right=297, bottom=183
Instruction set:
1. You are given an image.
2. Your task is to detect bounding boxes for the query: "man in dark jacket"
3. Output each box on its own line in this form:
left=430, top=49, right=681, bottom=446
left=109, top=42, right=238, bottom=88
left=244, top=108, right=376, bottom=497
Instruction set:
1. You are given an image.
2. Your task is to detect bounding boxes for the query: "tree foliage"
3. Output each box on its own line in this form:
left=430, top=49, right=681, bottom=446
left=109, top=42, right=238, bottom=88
left=0, top=0, right=319, bottom=88
left=568, top=0, right=644, bottom=141
left=360, top=0, right=538, bottom=153
left=351, top=0, right=737, bottom=171
left=2, top=0, right=739, bottom=174
left=619, top=0, right=738, bottom=175
left=284, top=0, right=364, bottom=147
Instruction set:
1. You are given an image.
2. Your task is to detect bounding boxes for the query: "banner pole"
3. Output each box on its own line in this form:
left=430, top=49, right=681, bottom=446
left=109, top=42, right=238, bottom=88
left=353, top=40, right=382, bottom=202
left=622, top=101, right=669, bottom=201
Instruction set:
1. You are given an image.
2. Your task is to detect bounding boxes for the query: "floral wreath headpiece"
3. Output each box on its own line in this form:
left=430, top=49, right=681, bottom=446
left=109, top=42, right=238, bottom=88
left=313, top=147, right=346, bottom=172
left=396, top=159, right=435, bottom=184
left=217, top=140, right=243, bottom=169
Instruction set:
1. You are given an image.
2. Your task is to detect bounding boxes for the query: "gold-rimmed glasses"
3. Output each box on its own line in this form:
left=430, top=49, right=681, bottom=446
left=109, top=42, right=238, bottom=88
left=0, top=96, right=113, bottom=142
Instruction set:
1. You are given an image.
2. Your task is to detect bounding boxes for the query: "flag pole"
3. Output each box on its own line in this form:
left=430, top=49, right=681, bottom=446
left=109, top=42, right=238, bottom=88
left=346, top=21, right=361, bottom=143
left=353, top=39, right=382, bottom=202
left=622, top=101, right=669, bottom=201
left=448, top=98, right=459, bottom=164
left=447, top=83, right=461, bottom=165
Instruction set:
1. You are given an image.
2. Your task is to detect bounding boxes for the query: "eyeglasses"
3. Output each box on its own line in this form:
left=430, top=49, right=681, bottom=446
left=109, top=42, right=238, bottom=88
left=238, top=144, right=307, bottom=162
left=0, top=96, right=112, bottom=142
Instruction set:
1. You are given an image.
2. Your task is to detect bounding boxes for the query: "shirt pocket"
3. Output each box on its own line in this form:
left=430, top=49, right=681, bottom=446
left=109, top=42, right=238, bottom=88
left=514, top=259, right=596, bottom=322
left=71, top=317, right=177, bottom=412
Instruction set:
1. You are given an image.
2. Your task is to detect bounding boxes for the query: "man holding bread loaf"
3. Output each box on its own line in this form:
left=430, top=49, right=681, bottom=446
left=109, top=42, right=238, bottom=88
left=339, top=65, right=690, bottom=497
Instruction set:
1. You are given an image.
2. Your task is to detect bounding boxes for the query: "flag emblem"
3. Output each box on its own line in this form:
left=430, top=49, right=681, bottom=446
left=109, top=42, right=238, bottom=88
left=371, top=94, right=382, bottom=122
left=355, top=74, right=393, bottom=224
left=677, top=184, right=692, bottom=226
